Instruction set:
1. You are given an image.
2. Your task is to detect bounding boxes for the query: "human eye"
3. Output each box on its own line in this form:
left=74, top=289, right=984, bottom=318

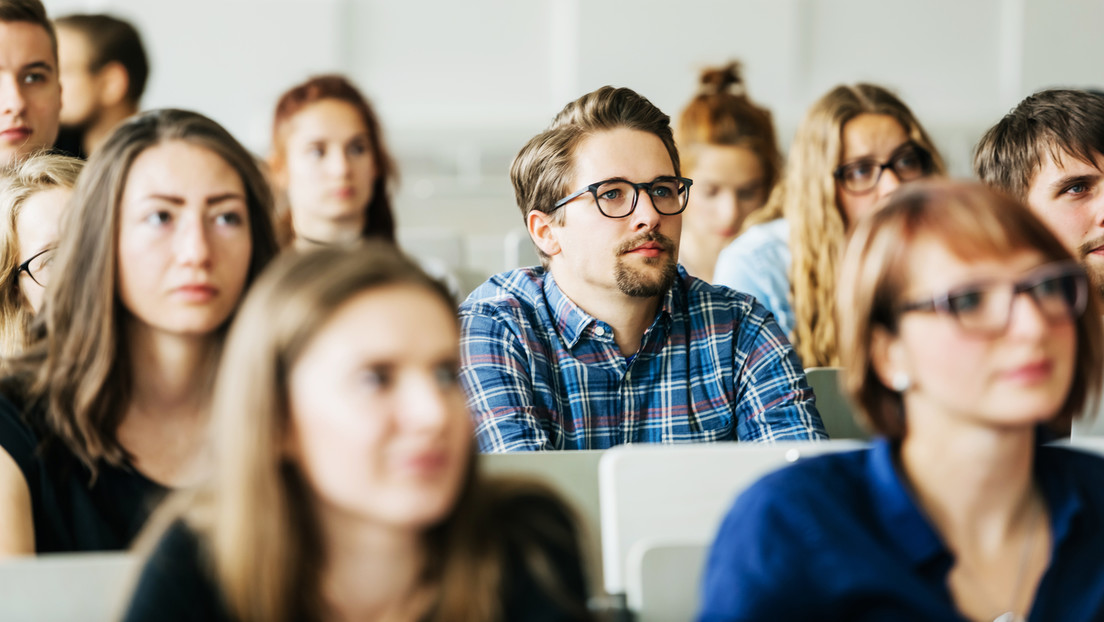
left=358, top=366, right=392, bottom=392
left=598, top=186, right=623, bottom=201
left=946, top=288, right=986, bottom=315
left=213, top=207, right=246, bottom=227
left=433, top=362, right=459, bottom=389
left=143, top=210, right=172, bottom=226
left=843, top=161, right=877, bottom=183
left=21, top=71, right=47, bottom=85
left=1063, top=182, right=1090, bottom=196
left=307, top=144, right=325, bottom=158
left=649, top=183, right=675, bottom=199
left=348, top=140, right=369, bottom=156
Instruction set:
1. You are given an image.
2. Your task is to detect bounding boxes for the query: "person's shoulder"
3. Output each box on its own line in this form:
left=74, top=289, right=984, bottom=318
left=721, top=218, right=789, bottom=258
left=460, top=267, right=548, bottom=316
left=735, top=448, right=871, bottom=518
left=1040, top=444, right=1104, bottom=491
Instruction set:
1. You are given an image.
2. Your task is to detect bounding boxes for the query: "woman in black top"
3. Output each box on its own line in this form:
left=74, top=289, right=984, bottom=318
left=123, top=244, right=590, bottom=622
left=0, top=109, right=279, bottom=554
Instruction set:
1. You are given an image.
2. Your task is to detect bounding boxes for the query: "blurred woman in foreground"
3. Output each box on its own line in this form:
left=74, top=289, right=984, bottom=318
left=699, top=181, right=1104, bottom=621
left=123, top=244, right=591, bottom=622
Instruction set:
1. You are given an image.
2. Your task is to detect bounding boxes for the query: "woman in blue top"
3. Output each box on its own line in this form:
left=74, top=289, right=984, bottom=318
left=699, top=180, right=1104, bottom=621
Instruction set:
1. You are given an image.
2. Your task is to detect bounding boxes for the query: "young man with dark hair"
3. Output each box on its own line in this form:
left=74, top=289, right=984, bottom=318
left=0, top=0, right=60, bottom=167
left=460, top=86, right=825, bottom=451
left=55, top=13, right=148, bottom=157
left=975, top=89, right=1104, bottom=297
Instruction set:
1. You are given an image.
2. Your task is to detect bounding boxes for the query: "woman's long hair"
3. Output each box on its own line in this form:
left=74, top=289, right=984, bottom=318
left=0, top=153, right=83, bottom=357
left=16, top=109, right=279, bottom=475
left=269, top=75, right=398, bottom=246
left=783, top=84, right=945, bottom=367
left=138, top=244, right=587, bottom=622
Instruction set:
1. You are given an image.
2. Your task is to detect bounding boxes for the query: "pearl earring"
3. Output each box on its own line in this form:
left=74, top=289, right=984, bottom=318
left=891, top=372, right=911, bottom=393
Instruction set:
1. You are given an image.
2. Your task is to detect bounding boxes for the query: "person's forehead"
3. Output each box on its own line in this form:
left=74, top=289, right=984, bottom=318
left=569, top=127, right=673, bottom=183
left=0, top=20, right=55, bottom=68
left=1028, top=146, right=1104, bottom=189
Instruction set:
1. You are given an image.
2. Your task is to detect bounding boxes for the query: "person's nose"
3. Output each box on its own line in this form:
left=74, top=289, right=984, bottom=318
left=175, top=212, right=212, bottom=268
left=0, top=74, right=26, bottom=118
left=630, top=188, right=664, bottom=231
left=400, top=372, right=453, bottom=432
left=326, top=149, right=352, bottom=178
left=874, top=165, right=902, bottom=201
left=1005, top=290, right=1052, bottom=339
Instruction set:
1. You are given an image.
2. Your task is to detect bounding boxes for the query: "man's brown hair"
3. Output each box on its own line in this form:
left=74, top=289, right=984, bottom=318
left=974, top=89, right=1104, bottom=200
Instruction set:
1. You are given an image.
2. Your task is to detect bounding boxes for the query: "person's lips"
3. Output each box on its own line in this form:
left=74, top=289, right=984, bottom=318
left=172, top=284, right=219, bottom=302
left=618, top=232, right=675, bottom=258
left=0, top=126, right=31, bottom=144
left=400, top=449, right=449, bottom=477
left=1001, top=359, right=1053, bottom=384
left=626, top=241, right=668, bottom=258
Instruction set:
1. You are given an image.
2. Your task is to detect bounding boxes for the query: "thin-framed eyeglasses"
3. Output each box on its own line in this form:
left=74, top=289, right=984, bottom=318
left=17, top=246, right=54, bottom=287
left=553, top=176, right=693, bottom=218
left=834, top=143, right=934, bottom=195
left=898, top=261, right=1088, bottom=337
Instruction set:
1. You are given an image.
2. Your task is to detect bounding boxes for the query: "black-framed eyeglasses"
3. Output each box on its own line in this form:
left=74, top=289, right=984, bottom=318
left=834, top=143, right=934, bottom=195
left=553, top=176, right=693, bottom=218
left=898, top=261, right=1088, bottom=337
left=17, top=246, right=54, bottom=287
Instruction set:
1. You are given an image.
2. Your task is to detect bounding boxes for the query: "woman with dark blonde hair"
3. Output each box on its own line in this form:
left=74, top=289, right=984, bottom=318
left=699, top=181, right=1104, bottom=621
left=122, top=243, right=590, bottom=622
left=0, top=109, right=279, bottom=554
left=715, top=83, right=944, bottom=363
left=676, top=61, right=780, bottom=282
left=269, top=74, right=397, bottom=248
left=0, top=152, right=83, bottom=356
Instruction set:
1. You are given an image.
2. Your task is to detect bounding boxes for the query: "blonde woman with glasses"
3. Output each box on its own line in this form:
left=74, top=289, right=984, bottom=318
left=715, top=83, right=944, bottom=365
left=0, top=153, right=83, bottom=356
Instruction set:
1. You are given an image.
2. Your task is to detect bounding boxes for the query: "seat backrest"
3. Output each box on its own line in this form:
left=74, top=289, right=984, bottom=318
left=626, top=538, right=709, bottom=622
left=479, top=450, right=605, bottom=592
left=0, top=552, right=139, bottom=622
left=598, top=440, right=865, bottom=595
left=805, top=366, right=871, bottom=440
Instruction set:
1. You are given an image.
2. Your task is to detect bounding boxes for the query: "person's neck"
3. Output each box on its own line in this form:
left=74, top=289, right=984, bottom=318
left=317, top=504, right=426, bottom=621
left=679, top=231, right=732, bottom=283
left=292, top=212, right=364, bottom=250
left=550, top=264, right=664, bottom=356
left=81, top=104, right=137, bottom=155
left=899, top=405, right=1040, bottom=550
left=125, top=323, right=215, bottom=419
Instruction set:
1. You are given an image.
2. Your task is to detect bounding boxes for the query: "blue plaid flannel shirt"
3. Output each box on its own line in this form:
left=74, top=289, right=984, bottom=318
left=459, top=266, right=826, bottom=451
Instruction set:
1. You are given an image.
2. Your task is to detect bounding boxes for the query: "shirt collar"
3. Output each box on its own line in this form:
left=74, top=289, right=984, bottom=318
left=868, top=437, right=946, bottom=567
left=541, top=268, right=683, bottom=350
left=868, top=437, right=1090, bottom=568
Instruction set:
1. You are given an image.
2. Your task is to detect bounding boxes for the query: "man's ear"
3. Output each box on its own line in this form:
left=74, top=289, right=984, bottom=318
left=870, top=325, right=906, bottom=388
left=96, top=62, right=130, bottom=108
left=527, top=209, right=562, bottom=258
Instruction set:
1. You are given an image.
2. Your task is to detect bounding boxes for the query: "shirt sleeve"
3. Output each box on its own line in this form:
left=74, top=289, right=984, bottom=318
left=714, top=226, right=794, bottom=337
left=732, top=304, right=826, bottom=442
left=120, top=522, right=227, bottom=622
left=459, top=309, right=554, bottom=452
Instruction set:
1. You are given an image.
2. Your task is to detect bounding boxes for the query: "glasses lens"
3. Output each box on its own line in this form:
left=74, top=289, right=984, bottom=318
left=839, top=161, right=880, bottom=193
left=890, top=147, right=931, bottom=182
left=649, top=177, right=686, bottom=215
left=1027, top=273, right=1086, bottom=321
left=946, top=285, right=1009, bottom=333
left=595, top=180, right=635, bottom=217
left=28, top=249, right=53, bottom=287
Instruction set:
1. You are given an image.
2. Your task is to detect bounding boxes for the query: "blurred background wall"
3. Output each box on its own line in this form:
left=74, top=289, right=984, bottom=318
left=43, top=0, right=1104, bottom=286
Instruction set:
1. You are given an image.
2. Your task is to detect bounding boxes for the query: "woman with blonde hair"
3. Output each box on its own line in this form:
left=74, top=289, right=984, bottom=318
left=676, top=61, right=780, bottom=282
left=700, top=181, right=1104, bottom=620
left=0, top=153, right=83, bottom=356
left=122, top=243, right=590, bottom=622
left=715, top=84, right=944, bottom=365
left=0, top=109, right=279, bottom=554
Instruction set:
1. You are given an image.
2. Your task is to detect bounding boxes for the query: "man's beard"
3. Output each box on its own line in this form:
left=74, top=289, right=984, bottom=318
left=613, top=231, right=679, bottom=298
left=1077, top=236, right=1104, bottom=300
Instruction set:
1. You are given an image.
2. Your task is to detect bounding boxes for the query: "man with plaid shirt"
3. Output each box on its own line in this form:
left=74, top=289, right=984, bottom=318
left=460, top=86, right=825, bottom=451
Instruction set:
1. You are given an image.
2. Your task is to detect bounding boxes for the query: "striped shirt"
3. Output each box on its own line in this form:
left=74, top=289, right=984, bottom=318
left=459, top=266, right=826, bottom=452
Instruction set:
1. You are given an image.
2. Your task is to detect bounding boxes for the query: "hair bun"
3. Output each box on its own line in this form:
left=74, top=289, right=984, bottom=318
left=699, top=61, right=745, bottom=97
